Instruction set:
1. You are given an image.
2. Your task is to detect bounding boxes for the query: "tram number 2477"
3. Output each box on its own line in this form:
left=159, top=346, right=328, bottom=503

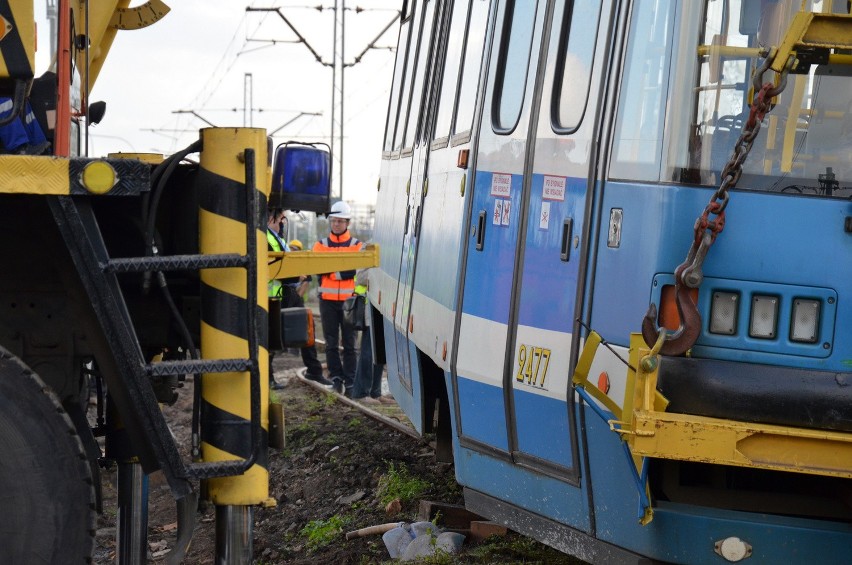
left=516, top=344, right=551, bottom=388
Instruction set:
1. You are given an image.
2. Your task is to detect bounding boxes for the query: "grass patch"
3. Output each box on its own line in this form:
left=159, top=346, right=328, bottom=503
left=467, top=533, right=583, bottom=564
left=376, top=461, right=430, bottom=506
left=300, top=514, right=351, bottom=552
left=347, top=417, right=362, bottom=428
left=304, top=397, right=324, bottom=412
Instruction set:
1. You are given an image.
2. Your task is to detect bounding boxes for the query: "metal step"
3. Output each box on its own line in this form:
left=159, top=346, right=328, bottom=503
left=103, top=253, right=248, bottom=273
left=184, top=460, right=256, bottom=480
left=146, top=359, right=255, bottom=377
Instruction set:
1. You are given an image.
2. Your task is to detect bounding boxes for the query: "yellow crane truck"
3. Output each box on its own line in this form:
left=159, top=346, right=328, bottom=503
left=0, top=2, right=377, bottom=562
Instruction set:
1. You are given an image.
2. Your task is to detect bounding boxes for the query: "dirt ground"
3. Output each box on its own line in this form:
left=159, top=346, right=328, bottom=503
left=92, top=347, right=581, bottom=564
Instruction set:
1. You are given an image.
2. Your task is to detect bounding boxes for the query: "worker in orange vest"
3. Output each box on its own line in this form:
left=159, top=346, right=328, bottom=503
left=312, top=201, right=363, bottom=395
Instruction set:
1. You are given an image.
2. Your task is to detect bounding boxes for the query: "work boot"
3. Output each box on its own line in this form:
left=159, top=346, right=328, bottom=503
left=331, top=377, right=345, bottom=394
left=305, top=373, right=334, bottom=386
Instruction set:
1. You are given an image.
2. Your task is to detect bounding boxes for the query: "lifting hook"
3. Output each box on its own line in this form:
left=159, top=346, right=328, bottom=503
left=641, top=266, right=701, bottom=356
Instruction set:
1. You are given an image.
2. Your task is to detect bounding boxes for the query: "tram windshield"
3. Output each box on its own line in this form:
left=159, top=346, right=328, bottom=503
left=611, top=0, right=852, bottom=198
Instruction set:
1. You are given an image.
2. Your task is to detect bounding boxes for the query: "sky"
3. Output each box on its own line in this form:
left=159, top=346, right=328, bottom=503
left=79, top=1, right=401, bottom=205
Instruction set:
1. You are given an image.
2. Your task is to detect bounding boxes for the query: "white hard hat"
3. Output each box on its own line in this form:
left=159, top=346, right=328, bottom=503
left=328, top=201, right=352, bottom=220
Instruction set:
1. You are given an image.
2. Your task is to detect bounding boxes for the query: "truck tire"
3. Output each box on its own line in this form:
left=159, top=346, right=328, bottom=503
left=0, top=348, right=95, bottom=564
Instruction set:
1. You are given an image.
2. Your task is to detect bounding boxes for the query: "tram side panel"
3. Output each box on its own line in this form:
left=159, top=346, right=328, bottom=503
left=404, top=0, right=488, bottom=435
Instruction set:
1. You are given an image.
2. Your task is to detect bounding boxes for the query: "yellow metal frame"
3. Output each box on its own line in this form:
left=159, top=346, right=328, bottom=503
left=0, top=156, right=75, bottom=194
left=772, top=11, right=852, bottom=72
left=697, top=12, right=852, bottom=72
left=620, top=334, right=852, bottom=480
left=267, top=244, right=380, bottom=281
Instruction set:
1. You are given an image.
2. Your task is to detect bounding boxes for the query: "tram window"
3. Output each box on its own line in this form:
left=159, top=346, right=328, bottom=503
left=394, top=0, right=423, bottom=151
left=660, top=0, right=852, bottom=196
left=433, top=0, right=469, bottom=141
left=384, top=22, right=412, bottom=152
left=551, top=0, right=602, bottom=133
left=416, top=0, right=443, bottom=145
left=402, top=0, right=437, bottom=149
left=453, top=0, right=489, bottom=140
left=609, top=0, right=675, bottom=181
left=491, top=0, right=538, bottom=134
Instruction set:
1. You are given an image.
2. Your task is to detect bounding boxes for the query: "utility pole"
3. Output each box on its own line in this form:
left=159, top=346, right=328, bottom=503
left=330, top=0, right=338, bottom=198
left=340, top=1, right=346, bottom=200
left=244, top=73, right=253, bottom=127
left=246, top=5, right=400, bottom=201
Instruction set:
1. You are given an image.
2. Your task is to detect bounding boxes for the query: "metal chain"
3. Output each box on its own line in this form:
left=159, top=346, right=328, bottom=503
left=678, top=54, right=793, bottom=289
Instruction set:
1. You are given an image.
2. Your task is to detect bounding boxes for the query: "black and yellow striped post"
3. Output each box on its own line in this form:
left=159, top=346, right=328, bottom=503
left=198, top=128, right=271, bottom=562
left=0, top=0, right=35, bottom=130
left=0, top=1, right=35, bottom=80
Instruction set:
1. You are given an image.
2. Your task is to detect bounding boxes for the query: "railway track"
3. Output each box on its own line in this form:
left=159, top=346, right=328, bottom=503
left=292, top=368, right=426, bottom=443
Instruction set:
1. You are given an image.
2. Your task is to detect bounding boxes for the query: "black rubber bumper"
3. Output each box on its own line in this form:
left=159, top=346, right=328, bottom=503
left=656, top=357, right=852, bottom=432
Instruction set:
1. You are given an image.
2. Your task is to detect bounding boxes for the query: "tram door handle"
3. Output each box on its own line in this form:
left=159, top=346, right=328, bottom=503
left=560, top=218, right=573, bottom=262
left=475, top=210, right=486, bottom=251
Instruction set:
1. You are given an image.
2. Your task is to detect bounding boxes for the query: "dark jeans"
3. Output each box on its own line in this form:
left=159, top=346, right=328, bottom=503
left=281, top=285, right=323, bottom=377
left=319, top=298, right=357, bottom=387
left=352, top=330, right=383, bottom=399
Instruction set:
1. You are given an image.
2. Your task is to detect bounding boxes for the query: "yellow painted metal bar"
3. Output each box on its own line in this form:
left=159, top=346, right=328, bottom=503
left=622, top=335, right=852, bottom=480
left=764, top=115, right=778, bottom=174
left=772, top=12, right=852, bottom=72
left=697, top=45, right=762, bottom=59
left=84, top=0, right=127, bottom=90
left=267, top=244, right=380, bottom=281
left=0, top=155, right=153, bottom=195
left=571, top=332, right=622, bottom=420
left=698, top=44, right=852, bottom=67
left=799, top=13, right=852, bottom=49
left=108, top=152, right=165, bottom=164
left=781, top=74, right=806, bottom=173
left=86, top=1, right=171, bottom=90
left=630, top=411, right=852, bottom=479
left=0, top=156, right=71, bottom=194
left=623, top=334, right=668, bottom=427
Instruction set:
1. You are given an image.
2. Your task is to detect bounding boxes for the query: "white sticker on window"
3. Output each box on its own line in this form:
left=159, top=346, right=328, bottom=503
left=501, top=199, right=511, bottom=226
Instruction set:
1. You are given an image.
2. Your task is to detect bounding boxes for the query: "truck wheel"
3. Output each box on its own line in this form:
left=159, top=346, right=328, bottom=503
left=0, top=348, right=95, bottom=564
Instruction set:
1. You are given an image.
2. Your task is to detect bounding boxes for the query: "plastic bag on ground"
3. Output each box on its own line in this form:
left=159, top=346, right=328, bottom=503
left=382, top=521, right=465, bottom=561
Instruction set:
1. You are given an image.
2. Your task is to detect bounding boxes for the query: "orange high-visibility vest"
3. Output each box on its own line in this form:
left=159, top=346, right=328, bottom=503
left=313, top=231, right=363, bottom=300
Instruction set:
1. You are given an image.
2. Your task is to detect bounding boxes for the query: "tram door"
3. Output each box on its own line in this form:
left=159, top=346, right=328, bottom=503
left=383, top=0, right=431, bottom=396
left=508, top=0, right=608, bottom=475
left=455, top=0, right=547, bottom=454
left=394, top=0, right=441, bottom=398
left=457, top=0, right=609, bottom=475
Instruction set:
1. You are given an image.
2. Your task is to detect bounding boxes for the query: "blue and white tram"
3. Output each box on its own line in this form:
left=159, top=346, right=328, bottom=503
left=370, top=0, right=852, bottom=563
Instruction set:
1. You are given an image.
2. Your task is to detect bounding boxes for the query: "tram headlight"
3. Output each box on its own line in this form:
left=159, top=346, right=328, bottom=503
left=709, top=291, right=739, bottom=335
left=749, top=295, right=779, bottom=339
left=790, top=298, right=820, bottom=343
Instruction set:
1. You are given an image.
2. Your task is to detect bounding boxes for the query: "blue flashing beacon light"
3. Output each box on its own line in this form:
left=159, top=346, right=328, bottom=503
left=270, top=142, right=331, bottom=213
